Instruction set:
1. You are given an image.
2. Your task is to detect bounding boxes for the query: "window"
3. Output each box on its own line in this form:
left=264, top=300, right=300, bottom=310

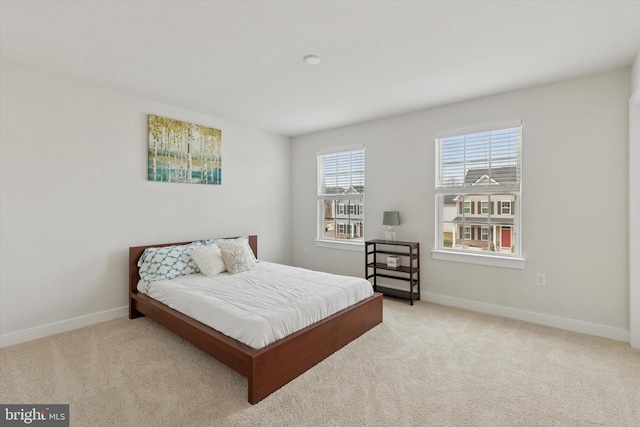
left=435, top=122, right=522, bottom=261
left=501, top=200, right=511, bottom=215
left=318, top=147, right=365, bottom=243
left=481, top=227, right=489, bottom=241
left=464, top=226, right=471, bottom=240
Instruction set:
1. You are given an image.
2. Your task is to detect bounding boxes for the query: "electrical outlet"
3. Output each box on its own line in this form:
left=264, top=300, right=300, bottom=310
left=303, top=246, right=308, bottom=255
left=535, top=273, right=546, bottom=287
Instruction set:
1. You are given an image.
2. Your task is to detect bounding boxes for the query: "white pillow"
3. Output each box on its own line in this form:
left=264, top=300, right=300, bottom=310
left=216, top=236, right=257, bottom=263
left=220, top=246, right=256, bottom=274
left=189, top=243, right=226, bottom=277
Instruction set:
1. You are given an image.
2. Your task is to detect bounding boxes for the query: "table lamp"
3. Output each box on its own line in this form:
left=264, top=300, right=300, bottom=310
left=382, top=211, right=400, bottom=242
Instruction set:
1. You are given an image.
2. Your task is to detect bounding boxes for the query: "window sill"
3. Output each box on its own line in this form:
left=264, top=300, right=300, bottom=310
left=315, top=239, right=364, bottom=252
left=431, top=249, right=526, bottom=269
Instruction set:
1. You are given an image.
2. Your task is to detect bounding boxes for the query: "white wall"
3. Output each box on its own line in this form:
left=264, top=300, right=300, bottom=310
left=291, top=68, right=630, bottom=341
left=632, top=51, right=640, bottom=94
left=0, top=63, right=291, bottom=346
left=630, top=51, right=640, bottom=348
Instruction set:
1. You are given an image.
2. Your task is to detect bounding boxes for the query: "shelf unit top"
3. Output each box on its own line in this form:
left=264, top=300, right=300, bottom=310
left=365, top=239, right=419, bottom=247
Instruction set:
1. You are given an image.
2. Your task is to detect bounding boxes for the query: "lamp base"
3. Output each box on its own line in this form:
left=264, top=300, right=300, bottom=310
left=384, top=230, right=396, bottom=242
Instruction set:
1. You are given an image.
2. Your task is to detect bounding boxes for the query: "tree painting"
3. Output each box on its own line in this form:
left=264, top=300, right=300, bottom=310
left=148, top=114, right=222, bottom=185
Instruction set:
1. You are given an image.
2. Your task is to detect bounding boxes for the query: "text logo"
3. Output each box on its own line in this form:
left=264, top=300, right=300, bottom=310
left=1, top=405, right=68, bottom=427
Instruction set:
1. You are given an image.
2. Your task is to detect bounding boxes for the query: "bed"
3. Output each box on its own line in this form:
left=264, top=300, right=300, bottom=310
left=129, top=235, right=383, bottom=404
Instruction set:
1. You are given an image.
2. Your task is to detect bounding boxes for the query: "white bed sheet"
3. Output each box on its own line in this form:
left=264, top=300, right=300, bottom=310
left=137, top=261, right=374, bottom=349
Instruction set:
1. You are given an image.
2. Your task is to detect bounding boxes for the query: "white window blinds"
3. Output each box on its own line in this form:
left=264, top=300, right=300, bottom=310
left=436, top=125, right=521, bottom=193
left=318, top=148, right=365, bottom=198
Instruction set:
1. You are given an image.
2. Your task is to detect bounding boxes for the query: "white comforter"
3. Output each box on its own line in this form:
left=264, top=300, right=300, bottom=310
left=137, top=262, right=374, bottom=349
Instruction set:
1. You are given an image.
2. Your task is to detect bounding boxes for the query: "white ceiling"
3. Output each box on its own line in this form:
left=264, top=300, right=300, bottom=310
left=1, top=1, right=639, bottom=137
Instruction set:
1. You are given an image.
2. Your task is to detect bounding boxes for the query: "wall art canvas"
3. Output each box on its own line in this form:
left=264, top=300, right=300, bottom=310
left=148, top=114, right=222, bottom=185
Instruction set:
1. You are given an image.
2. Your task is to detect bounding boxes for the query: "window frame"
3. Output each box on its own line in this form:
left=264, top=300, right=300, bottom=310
left=464, top=226, right=471, bottom=240
left=433, top=121, right=525, bottom=269
left=481, top=226, right=489, bottom=241
left=501, top=200, right=511, bottom=215
left=316, top=146, right=365, bottom=250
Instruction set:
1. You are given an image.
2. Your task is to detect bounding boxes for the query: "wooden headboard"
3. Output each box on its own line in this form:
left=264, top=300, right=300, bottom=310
left=129, top=235, right=258, bottom=295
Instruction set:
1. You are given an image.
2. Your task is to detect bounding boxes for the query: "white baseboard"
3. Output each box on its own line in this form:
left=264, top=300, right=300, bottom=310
left=422, top=292, right=630, bottom=343
left=0, top=306, right=129, bottom=348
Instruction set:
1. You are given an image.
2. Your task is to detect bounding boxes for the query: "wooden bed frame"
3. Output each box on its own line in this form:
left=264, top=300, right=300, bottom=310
left=129, top=235, right=383, bottom=404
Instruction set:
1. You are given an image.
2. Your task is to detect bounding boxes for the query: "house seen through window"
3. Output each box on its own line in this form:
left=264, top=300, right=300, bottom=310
left=435, top=123, right=522, bottom=257
left=317, top=147, right=365, bottom=242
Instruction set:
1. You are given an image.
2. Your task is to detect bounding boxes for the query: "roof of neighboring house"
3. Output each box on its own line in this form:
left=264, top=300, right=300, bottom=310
left=450, top=217, right=514, bottom=226
left=443, top=195, right=457, bottom=205
left=321, top=185, right=365, bottom=195
left=465, top=166, right=517, bottom=186
left=451, top=194, right=516, bottom=202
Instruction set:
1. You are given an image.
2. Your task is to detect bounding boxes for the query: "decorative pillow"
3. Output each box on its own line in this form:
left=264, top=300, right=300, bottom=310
left=215, top=236, right=258, bottom=263
left=138, top=242, right=204, bottom=283
left=220, top=246, right=256, bottom=274
left=189, top=243, right=226, bottom=277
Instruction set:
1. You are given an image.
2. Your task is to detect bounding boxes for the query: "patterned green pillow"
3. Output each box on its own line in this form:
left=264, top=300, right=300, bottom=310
left=138, top=242, right=204, bottom=287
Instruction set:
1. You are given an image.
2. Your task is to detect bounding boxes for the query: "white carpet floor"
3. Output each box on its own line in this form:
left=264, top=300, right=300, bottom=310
left=2, top=298, right=639, bottom=426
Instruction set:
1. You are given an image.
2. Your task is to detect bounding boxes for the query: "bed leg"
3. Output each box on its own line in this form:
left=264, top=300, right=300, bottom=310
left=129, top=299, right=145, bottom=319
